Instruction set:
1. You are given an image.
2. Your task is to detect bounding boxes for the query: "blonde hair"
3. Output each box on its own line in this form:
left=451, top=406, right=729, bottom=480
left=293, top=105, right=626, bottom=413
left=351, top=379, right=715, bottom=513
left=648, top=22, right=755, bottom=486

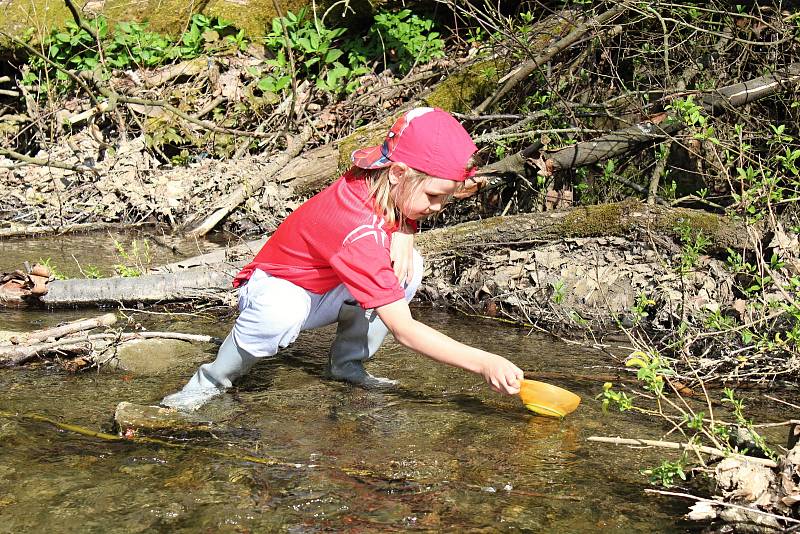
left=354, top=154, right=481, bottom=228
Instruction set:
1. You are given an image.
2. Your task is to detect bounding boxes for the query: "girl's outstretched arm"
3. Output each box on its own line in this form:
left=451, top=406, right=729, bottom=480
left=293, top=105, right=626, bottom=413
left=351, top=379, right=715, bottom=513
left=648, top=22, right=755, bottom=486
left=376, top=299, right=523, bottom=395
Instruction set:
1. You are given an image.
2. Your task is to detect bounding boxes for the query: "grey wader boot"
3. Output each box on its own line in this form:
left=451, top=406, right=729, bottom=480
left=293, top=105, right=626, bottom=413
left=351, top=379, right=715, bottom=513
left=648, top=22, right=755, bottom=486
left=328, top=302, right=398, bottom=388
left=161, top=334, right=259, bottom=411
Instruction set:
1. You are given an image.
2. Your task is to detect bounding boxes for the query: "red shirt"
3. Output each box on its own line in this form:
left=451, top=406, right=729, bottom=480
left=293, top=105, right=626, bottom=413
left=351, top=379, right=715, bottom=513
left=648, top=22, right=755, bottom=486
left=233, top=170, right=409, bottom=309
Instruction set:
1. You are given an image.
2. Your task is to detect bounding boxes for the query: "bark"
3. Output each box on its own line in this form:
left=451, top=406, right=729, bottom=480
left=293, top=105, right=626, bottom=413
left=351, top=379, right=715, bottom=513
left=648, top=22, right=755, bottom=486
left=0, top=221, right=151, bottom=239
left=415, top=200, right=755, bottom=257
left=0, top=201, right=755, bottom=308
left=39, top=265, right=237, bottom=306
left=1, top=329, right=219, bottom=366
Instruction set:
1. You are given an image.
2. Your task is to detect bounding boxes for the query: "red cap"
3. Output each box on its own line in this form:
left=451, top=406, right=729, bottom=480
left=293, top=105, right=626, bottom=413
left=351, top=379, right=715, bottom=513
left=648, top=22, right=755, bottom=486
left=351, top=107, right=478, bottom=182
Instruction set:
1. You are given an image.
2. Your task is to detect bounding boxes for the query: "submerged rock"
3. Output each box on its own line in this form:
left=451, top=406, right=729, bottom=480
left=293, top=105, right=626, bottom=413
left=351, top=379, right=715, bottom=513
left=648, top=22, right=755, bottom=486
left=113, top=401, right=215, bottom=436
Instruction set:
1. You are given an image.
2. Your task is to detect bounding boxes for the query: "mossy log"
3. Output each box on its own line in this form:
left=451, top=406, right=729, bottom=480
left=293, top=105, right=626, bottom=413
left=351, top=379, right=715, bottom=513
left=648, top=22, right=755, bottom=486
left=416, top=200, right=755, bottom=258
left=0, top=201, right=755, bottom=308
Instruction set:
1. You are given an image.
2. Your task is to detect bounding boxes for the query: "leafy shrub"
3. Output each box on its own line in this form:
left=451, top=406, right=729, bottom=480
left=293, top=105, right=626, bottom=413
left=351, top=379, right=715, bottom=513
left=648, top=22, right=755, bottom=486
left=256, top=8, right=368, bottom=95
left=365, top=9, right=445, bottom=73
left=27, top=14, right=247, bottom=87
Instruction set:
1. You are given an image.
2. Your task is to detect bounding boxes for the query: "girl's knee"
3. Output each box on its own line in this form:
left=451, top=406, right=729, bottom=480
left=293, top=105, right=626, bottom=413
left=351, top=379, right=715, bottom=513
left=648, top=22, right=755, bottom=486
left=234, top=276, right=311, bottom=355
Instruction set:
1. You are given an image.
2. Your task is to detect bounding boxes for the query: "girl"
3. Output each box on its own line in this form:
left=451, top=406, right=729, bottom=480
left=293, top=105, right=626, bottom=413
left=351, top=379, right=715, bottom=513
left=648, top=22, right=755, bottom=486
left=162, top=107, right=524, bottom=411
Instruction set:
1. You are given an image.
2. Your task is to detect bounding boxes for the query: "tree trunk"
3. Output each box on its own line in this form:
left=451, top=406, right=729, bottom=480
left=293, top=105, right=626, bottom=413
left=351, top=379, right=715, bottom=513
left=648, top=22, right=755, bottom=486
left=1, top=201, right=756, bottom=308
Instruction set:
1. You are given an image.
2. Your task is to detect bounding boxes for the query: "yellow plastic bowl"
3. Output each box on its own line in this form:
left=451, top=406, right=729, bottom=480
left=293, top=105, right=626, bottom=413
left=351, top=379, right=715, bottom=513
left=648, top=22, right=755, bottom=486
left=519, top=379, right=581, bottom=418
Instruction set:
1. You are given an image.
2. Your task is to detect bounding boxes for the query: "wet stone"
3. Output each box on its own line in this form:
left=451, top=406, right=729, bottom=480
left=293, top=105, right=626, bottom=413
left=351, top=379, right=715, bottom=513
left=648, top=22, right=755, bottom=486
left=113, top=401, right=216, bottom=435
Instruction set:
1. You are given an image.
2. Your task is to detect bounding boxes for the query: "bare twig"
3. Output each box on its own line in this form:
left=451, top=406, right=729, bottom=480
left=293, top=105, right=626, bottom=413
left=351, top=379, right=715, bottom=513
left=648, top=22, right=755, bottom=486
left=587, top=435, right=778, bottom=467
left=645, top=489, right=800, bottom=525
left=475, top=4, right=628, bottom=114
left=0, top=146, right=98, bottom=174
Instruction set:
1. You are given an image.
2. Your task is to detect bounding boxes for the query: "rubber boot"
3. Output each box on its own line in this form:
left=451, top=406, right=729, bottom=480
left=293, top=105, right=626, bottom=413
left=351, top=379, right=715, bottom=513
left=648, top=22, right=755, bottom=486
left=328, top=302, right=397, bottom=388
left=161, top=334, right=259, bottom=411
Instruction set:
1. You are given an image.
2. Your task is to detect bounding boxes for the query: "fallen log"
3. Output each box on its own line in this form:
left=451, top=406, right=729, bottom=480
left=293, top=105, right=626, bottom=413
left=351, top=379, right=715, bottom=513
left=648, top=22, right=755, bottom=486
left=0, top=201, right=755, bottom=308
left=40, top=265, right=237, bottom=306
left=415, top=200, right=755, bottom=257
left=2, top=328, right=219, bottom=366
left=0, top=313, right=117, bottom=345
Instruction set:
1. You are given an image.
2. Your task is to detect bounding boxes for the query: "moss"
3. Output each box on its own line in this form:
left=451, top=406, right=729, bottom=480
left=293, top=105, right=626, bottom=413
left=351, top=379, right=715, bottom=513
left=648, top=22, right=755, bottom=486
left=560, top=203, right=627, bottom=237
left=424, top=58, right=508, bottom=113
left=656, top=210, right=723, bottom=240
left=103, top=0, right=312, bottom=38
left=0, top=0, right=73, bottom=47
left=1, top=0, right=330, bottom=47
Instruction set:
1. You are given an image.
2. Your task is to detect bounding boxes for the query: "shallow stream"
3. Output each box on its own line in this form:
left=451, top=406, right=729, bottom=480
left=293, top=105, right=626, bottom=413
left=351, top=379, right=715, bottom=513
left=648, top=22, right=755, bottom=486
left=0, top=232, right=790, bottom=533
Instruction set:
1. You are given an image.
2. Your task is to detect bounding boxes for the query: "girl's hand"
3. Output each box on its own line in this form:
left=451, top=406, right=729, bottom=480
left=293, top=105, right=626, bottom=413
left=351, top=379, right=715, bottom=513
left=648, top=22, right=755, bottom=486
left=479, top=354, right=524, bottom=395
left=390, top=230, right=415, bottom=285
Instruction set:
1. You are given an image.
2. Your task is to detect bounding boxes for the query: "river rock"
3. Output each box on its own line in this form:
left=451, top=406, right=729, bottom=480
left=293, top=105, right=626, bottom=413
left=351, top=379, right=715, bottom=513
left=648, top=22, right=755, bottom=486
left=110, top=338, right=198, bottom=375
left=113, top=401, right=214, bottom=435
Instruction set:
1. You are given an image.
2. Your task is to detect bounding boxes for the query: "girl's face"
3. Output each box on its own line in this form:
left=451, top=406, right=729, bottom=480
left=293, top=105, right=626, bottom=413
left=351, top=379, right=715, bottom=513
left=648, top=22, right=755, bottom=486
left=390, top=164, right=461, bottom=220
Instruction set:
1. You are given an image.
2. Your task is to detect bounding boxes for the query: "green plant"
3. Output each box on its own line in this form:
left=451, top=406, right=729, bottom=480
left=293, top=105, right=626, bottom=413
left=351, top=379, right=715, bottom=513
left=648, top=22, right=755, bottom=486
left=630, top=292, right=655, bottom=325
left=363, top=9, right=445, bottom=74
left=675, top=220, right=709, bottom=275
left=625, top=350, right=675, bottom=395
left=26, top=14, right=245, bottom=90
left=667, top=96, right=718, bottom=144
left=721, top=388, right=776, bottom=459
left=550, top=279, right=566, bottom=304
left=257, top=9, right=368, bottom=95
left=174, top=14, right=245, bottom=58
left=112, top=238, right=151, bottom=277
left=597, top=382, right=633, bottom=413
left=81, top=264, right=103, bottom=279
left=643, top=457, right=687, bottom=487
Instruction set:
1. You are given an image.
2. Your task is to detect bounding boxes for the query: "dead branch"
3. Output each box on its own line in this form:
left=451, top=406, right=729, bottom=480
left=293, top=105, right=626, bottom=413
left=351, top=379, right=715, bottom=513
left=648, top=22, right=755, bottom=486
left=0, top=220, right=150, bottom=239
left=481, top=62, right=800, bottom=180
left=475, top=4, right=628, bottom=114
left=185, top=125, right=315, bottom=237
left=0, top=146, right=98, bottom=174
left=588, top=436, right=778, bottom=467
left=1, top=330, right=219, bottom=366
left=140, top=57, right=212, bottom=89
left=646, top=489, right=800, bottom=526
left=0, top=313, right=117, bottom=345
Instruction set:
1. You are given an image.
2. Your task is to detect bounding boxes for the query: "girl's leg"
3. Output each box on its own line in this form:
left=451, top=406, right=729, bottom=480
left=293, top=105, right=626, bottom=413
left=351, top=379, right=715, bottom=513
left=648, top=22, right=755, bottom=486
left=328, top=249, right=424, bottom=387
left=161, top=270, right=311, bottom=411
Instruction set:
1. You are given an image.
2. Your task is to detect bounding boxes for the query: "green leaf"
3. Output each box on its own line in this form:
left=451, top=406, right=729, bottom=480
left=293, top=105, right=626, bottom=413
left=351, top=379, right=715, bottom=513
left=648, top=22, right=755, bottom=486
left=257, top=76, right=276, bottom=92
left=324, top=48, right=343, bottom=63
left=274, top=75, right=291, bottom=91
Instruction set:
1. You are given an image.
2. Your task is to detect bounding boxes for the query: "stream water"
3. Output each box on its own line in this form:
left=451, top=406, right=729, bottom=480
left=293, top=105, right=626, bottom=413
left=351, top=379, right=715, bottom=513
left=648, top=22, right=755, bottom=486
left=0, top=232, right=790, bottom=533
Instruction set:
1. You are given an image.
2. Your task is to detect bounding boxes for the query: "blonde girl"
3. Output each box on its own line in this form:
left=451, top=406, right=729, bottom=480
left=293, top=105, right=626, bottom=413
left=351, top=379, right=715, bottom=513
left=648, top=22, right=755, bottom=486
left=162, top=107, right=523, bottom=411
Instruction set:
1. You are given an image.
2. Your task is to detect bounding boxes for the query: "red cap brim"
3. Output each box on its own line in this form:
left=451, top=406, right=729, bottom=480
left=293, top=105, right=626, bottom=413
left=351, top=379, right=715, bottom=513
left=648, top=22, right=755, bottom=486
left=351, top=144, right=392, bottom=169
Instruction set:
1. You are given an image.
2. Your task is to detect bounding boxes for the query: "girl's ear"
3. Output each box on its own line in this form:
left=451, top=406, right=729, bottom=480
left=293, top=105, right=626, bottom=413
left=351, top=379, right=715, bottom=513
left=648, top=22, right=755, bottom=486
left=387, top=162, right=409, bottom=185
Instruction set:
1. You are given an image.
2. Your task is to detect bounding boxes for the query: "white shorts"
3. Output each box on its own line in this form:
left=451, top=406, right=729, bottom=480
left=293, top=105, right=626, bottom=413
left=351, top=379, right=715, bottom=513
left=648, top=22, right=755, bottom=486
left=232, top=249, right=424, bottom=358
